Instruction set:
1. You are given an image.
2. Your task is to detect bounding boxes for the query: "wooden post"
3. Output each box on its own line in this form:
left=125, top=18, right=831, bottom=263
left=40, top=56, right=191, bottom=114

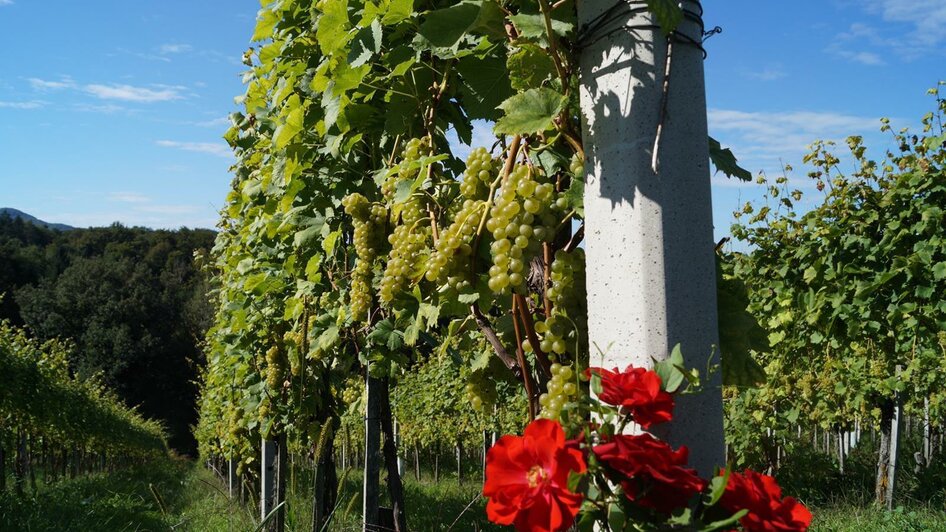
left=577, top=0, right=724, bottom=477
left=379, top=377, right=407, bottom=532
left=363, top=373, right=381, bottom=531
left=876, top=367, right=903, bottom=509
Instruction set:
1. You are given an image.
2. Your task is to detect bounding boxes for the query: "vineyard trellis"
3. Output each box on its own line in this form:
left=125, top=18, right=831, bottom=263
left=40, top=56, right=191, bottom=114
left=194, top=0, right=753, bottom=530
left=0, top=323, right=167, bottom=495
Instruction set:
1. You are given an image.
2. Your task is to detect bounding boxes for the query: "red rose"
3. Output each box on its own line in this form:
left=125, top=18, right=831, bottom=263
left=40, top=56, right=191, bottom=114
left=719, top=470, right=812, bottom=532
left=483, top=419, right=587, bottom=532
left=589, top=366, right=675, bottom=427
left=592, top=433, right=706, bottom=513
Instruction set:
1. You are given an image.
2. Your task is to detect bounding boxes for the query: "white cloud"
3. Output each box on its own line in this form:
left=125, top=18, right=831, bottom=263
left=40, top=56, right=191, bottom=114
left=28, top=77, right=75, bottom=90
left=194, top=116, right=230, bottom=128
left=0, top=100, right=44, bottom=109
left=138, top=204, right=200, bottom=215
left=708, top=108, right=884, bottom=185
left=73, top=103, right=127, bottom=114
left=159, top=43, right=192, bottom=54
left=836, top=49, right=886, bottom=65
left=0, top=1, right=13, bottom=6
left=108, top=192, right=151, bottom=203
left=746, top=67, right=787, bottom=81
left=156, top=140, right=231, bottom=157
left=84, top=83, right=183, bottom=102
left=864, top=0, right=946, bottom=48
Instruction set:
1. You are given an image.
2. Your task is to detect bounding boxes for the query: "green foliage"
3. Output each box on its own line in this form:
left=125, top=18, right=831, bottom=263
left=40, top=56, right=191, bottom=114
left=194, top=1, right=756, bottom=513
left=0, top=323, right=167, bottom=456
left=726, top=84, right=946, bottom=468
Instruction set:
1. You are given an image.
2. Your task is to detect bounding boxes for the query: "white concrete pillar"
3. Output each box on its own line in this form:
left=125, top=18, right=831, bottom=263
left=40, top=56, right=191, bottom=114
left=578, top=0, right=724, bottom=476
left=228, top=457, right=237, bottom=498
left=261, top=438, right=276, bottom=520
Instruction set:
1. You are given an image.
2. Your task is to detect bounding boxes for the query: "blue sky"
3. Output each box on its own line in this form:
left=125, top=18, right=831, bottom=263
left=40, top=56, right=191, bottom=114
left=1, top=1, right=944, bottom=238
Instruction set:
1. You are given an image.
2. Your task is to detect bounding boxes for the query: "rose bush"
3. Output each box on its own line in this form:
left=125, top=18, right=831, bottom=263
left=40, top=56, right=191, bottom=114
left=483, top=353, right=811, bottom=531
left=590, top=366, right=674, bottom=428
left=484, top=419, right=586, bottom=532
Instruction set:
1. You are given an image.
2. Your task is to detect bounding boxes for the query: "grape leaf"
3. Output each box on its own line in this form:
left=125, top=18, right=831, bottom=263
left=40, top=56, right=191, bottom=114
left=507, top=43, right=556, bottom=90
left=508, top=13, right=573, bottom=39
left=709, top=136, right=752, bottom=181
left=456, top=53, right=514, bottom=121
left=646, top=0, right=683, bottom=33
left=494, top=88, right=567, bottom=135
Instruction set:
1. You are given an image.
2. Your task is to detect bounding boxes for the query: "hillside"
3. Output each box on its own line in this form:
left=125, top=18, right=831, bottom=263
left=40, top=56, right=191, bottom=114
left=0, top=207, right=75, bottom=231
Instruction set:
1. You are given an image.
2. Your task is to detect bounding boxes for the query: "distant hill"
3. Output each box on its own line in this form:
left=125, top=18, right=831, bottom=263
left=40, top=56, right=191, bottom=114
left=0, top=207, right=75, bottom=231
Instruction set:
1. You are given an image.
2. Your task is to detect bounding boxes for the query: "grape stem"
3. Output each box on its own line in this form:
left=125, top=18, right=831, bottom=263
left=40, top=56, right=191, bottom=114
left=514, top=293, right=552, bottom=382
left=470, top=303, right=521, bottom=377
left=511, top=297, right=539, bottom=420
left=542, top=243, right=553, bottom=316
left=564, top=223, right=584, bottom=253
left=470, top=135, right=522, bottom=279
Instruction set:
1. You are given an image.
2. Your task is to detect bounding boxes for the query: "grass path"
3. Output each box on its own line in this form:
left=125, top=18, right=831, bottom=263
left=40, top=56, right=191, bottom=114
left=3, top=456, right=944, bottom=531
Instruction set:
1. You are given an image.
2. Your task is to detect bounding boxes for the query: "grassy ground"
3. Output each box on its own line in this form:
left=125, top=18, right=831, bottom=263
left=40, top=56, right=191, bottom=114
left=0, top=456, right=257, bottom=531
left=2, top=456, right=945, bottom=531
left=810, top=504, right=946, bottom=532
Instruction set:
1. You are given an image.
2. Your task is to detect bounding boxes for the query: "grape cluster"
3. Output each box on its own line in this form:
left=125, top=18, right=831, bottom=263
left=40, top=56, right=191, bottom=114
left=464, top=370, right=498, bottom=412
left=283, top=330, right=304, bottom=376
left=342, top=192, right=387, bottom=321
left=569, top=152, right=584, bottom=177
left=380, top=224, right=427, bottom=302
left=425, top=199, right=483, bottom=286
left=265, top=345, right=286, bottom=391
left=548, top=249, right=585, bottom=313
left=522, top=249, right=586, bottom=362
left=485, top=165, right=559, bottom=294
left=460, top=147, right=495, bottom=199
left=538, top=363, right=578, bottom=419
left=378, top=138, right=435, bottom=304
left=340, top=377, right=364, bottom=408
left=424, top=148, right=496, bottom=287
left=381, top=138, right=428, bottom=201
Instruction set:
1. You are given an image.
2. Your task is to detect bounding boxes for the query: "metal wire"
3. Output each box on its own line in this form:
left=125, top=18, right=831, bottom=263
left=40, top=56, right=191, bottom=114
left=575, top=0, right=719, bottom=59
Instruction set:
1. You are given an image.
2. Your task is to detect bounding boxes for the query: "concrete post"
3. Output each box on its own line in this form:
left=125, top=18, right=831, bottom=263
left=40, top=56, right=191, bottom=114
left=577, top=0, right=724, bottom=475
left=363, top=372, right=381, bottom=530
left=886, top=376, right=903, bottom=510
left=228, top=457, right=237, bottom=498
left=261, top=438, right=276, bottom=521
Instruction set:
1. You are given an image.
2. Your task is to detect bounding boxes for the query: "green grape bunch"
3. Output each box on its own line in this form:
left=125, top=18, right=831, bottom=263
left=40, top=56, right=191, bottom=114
left=342, top=192, right=387, bottom=320
left=519, top=249, right=586, bottom=361
left=265, top=344, right=286, bottom=391
left=381, top=137, right=429, bottom=201
left=538, top=363, right=578, bottom=419
left=485, top=164, right=561, bottom=294
left=424, top=147, right=497, bottom=287
left=464, top=370, right=499, bottom=412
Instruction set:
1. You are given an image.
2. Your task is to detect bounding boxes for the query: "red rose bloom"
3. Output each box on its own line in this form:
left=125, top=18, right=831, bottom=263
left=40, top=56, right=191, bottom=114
left=589, top=366, right=674, bottom=427
left=483, top=419, right=587, bottom=532
left=592, top=433, right=706, bottom=513
left=719, top=470, right=812, bottom=532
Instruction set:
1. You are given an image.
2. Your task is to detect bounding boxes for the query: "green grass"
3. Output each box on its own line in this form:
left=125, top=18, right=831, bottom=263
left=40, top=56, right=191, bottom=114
left=0, top=457, right=256, bottom=531
left=810, top=504, right=946, bottom=532
left=3, top=456, right=945, bottom=531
